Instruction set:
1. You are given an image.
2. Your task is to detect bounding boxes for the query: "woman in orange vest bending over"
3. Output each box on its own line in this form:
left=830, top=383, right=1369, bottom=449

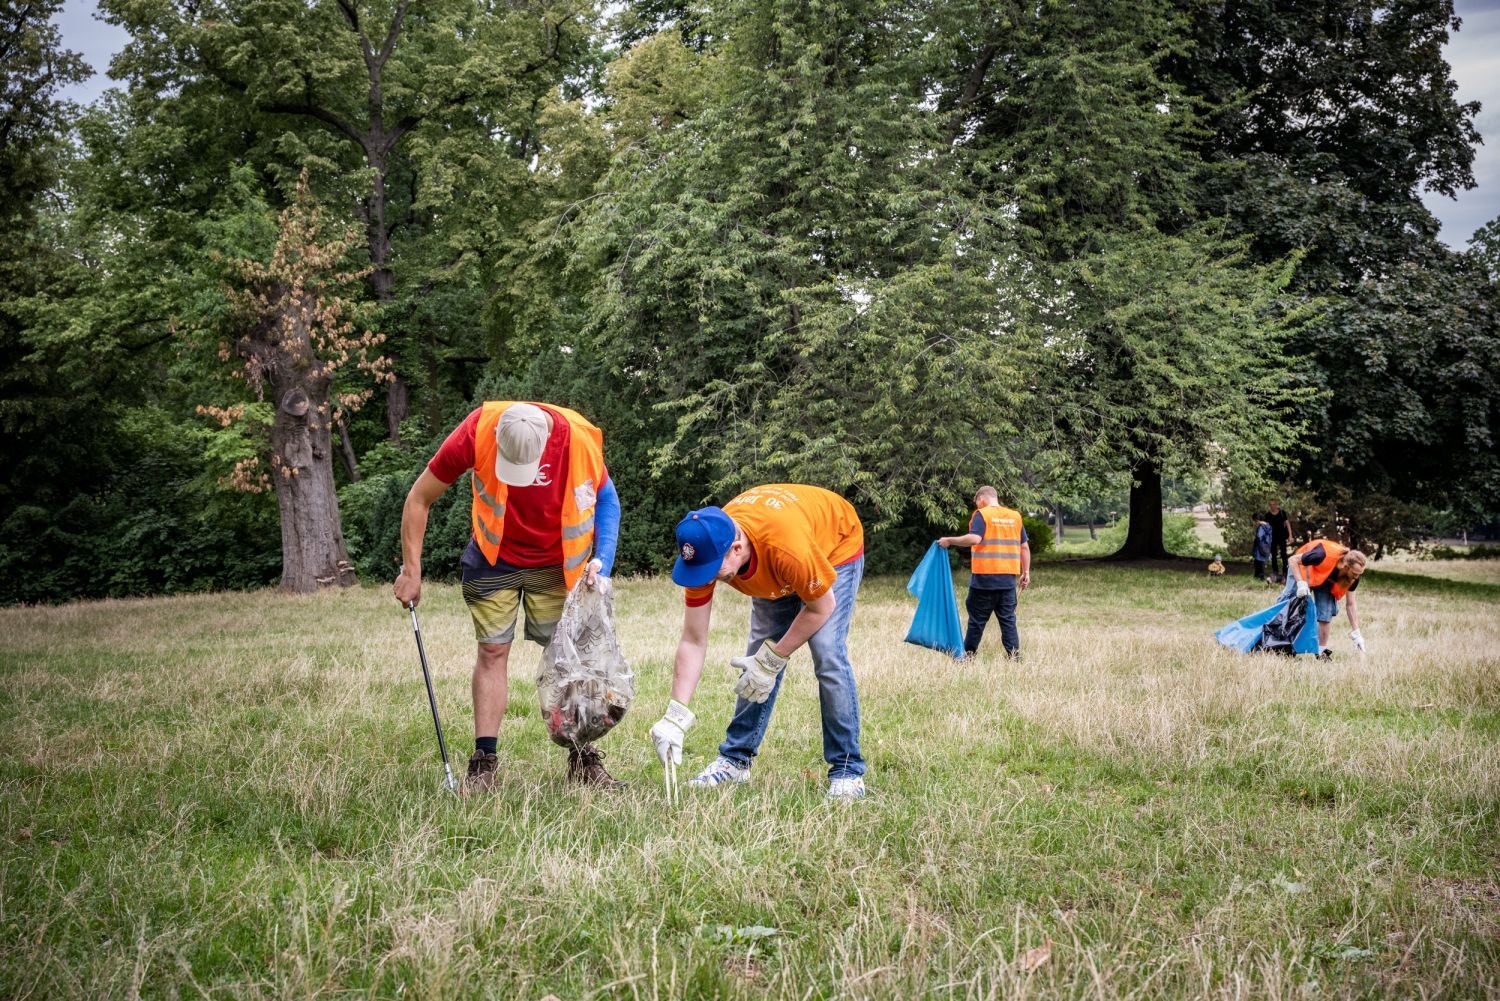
left=1280, top=538, right=1368, bottom=657
left=937, top=485, right=1031, bottom=659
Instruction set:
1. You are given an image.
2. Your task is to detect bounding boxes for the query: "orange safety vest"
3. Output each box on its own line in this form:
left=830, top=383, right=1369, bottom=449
left=1295, top=538, right=1352, bottom=599
left=971, top=505, right=1024, bottom=576
left=470, top=401, right=606, bottom=590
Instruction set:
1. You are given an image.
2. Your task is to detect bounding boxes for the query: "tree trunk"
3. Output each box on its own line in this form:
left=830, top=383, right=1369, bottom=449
left=1108, top=456, right=1172, bottom=559
left=362, top=152, right=411, bottom=442
left=1088, top=521, right=1096, bottom=540
left=270, top=381, right=356, bottom=593
left=1054, top=508, right=1065, bottom=541
left=335, top=414, right=361, bottom=482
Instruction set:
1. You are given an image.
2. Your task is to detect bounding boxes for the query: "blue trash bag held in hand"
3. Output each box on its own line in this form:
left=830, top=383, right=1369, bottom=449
left=1216, top=595, right=1319, bottom=655
left=905, top=542, right=965, bottom=657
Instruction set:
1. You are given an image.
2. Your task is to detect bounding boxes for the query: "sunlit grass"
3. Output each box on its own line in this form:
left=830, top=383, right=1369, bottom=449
left=2, top=565, right=1497, bottom=999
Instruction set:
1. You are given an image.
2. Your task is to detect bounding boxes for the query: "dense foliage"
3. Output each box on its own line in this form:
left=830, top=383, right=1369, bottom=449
left=2, top=0, right=1496, bottom=602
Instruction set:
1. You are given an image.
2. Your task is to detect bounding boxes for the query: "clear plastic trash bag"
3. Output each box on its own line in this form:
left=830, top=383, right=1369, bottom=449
left=537, top=579, right=634, bottom=747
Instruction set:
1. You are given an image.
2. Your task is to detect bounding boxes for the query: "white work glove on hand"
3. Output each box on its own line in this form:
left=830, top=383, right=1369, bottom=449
left=1350, top=628, right=1366, bottom=653
left=1295, top=577, right=1310, bottom=598
left=650, top=699, right=695, bottom=765
left=731, top=643, right=789, bottom=704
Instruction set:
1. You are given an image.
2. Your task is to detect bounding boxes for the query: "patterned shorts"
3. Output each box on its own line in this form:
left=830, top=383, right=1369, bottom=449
left=460, top=546, right=566, bottom=646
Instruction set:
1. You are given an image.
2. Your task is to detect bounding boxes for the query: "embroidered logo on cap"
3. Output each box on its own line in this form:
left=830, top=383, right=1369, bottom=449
left=681, top=543, right=696, bottom=560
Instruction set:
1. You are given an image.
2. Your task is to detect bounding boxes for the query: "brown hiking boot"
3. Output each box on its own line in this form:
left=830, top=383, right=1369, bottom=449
left=568, top=745, right=626, bottom=790
left=465, top=749, right=498, bottom=791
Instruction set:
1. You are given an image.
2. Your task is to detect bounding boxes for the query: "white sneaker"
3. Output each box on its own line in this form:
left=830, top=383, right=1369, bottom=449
left=827, top=776, right=866, bottom=800
left=686, top=756, right=751, bottom=788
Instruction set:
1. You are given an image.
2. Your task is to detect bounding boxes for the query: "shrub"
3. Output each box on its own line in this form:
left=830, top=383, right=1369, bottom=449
left=1022, top=515, right=1054, bottom=556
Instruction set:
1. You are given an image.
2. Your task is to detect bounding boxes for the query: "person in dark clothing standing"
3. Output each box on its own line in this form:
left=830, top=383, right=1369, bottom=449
left=1262, top=499, right=1295, bottom=580
left=938, top=486, right=1031, bottom=658
left=1252, top=515, right=1273, bottom=584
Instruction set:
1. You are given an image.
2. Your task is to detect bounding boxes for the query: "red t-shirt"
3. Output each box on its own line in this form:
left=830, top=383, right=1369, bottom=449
left=428, top=405, right=572, bottom=567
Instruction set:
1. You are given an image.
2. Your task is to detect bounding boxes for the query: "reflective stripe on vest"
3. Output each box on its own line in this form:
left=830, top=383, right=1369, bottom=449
left=470, top=402, right=607, bottom=590
left=1295, top=538, right=1351, bottom=600
left=972, top=505, right=1023, bottom=575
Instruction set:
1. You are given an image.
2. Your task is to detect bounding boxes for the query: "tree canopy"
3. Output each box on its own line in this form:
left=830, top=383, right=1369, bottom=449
left=2, top=0, right=1496, bottom=601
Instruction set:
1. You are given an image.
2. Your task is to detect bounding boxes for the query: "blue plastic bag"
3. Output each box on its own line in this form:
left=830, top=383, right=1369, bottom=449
left=1216, top=595, right=1319, bottom=655
left=904, top=542, right=965, bottom=657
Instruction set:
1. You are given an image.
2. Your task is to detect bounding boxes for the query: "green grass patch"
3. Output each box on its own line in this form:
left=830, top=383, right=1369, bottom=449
left=2, top=566, right=1497, bottom=998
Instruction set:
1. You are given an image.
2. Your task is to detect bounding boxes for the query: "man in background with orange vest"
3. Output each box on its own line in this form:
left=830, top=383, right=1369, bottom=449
left=1280, top=538, right=1368, bottom=657
left=393, top=402, right=623, bottom=790
left=648, top=484, right=868, bottom=799
left=938, top=485, right=1031, bottom=659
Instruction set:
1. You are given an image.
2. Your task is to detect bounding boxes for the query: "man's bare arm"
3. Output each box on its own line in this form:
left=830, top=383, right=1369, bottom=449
left=938, top=533, right=982, bottom=549
left=770, top=589, right=835, bottom=657
left=393, top=469, right=453, bottom=607
left=671, top=600, right=713, bottom=703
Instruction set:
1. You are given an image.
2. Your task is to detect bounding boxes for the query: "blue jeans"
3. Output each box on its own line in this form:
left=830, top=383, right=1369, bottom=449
left=1279, top=575, right=1338, bottom=622
left=718, top=555, right=865, bottom=780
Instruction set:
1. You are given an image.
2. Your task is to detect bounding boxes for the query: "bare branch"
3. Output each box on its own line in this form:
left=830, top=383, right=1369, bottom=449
left=946, top=42, right=1000, bottom=146
left=262, top=101, right=367, bottom=150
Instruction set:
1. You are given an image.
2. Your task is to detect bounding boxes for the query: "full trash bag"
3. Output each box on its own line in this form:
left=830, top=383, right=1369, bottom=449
left=1215, top=594, right=1319, bottom=656
left=904, top=542, right=965, bottom=657
left=1256, top=593, right=1318, bottom=655
left=537, top=580, right=634, bottom=748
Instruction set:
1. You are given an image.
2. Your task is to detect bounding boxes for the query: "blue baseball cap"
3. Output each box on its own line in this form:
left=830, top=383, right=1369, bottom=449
left=672, top=507, right=736, bottom=587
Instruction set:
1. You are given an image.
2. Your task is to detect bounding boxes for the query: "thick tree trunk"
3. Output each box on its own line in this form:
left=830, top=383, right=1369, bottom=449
left=1108, top=456, right=1172, bottom=559
left=270, top=381, right=356, bottom=593
left=1054, top=508, right=1065, bottom=541
left=1088, top=521, right=1096, bottom=540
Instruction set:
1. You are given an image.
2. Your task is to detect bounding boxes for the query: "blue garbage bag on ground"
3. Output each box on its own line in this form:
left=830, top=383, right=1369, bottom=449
left=1216, top=594, right=1319, bottom=655
left=905, top=543, right=965, bottom=657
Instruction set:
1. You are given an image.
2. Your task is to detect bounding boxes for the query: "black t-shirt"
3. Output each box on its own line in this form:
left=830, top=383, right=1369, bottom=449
left=1263, top=510, right=1290, bottom=542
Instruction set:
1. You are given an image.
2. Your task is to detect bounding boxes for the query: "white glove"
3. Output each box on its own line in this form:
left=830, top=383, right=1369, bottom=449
left=731, top=642, right=789, bottom=704
left=1350, top=629, right=1366, bottom=653
left=649, top=700, right=694, bottom=765
left=1295, top=578, right=1310, bottom=598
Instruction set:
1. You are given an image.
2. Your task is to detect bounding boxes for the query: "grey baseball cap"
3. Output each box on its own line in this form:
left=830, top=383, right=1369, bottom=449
left=495, top=403, right=551, bottom=486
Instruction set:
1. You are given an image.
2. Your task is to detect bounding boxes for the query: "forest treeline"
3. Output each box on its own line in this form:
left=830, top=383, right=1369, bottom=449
left=3, top=0, right=1498, bottom=602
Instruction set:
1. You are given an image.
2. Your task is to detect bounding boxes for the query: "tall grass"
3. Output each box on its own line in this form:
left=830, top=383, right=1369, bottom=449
left=2, top=565, right=1497, bottom=999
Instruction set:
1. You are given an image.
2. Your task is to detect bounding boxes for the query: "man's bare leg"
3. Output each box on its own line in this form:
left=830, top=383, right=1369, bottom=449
left=473, top=641, right=511, bottom=737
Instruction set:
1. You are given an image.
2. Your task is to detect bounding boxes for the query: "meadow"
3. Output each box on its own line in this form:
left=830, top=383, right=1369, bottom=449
left=2, top=562, right=1497, bottom=999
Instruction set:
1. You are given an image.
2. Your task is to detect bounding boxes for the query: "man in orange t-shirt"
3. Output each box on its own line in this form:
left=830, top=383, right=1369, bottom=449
left=648, top=484, right=868, bottom=799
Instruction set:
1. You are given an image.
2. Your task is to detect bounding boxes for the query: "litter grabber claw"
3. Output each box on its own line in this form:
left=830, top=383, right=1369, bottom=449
left=663, top=755, right=679, bottom=806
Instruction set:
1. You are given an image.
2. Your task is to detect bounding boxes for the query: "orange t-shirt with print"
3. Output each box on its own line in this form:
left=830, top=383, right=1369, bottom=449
left=684, top=484, right=864, bottom=606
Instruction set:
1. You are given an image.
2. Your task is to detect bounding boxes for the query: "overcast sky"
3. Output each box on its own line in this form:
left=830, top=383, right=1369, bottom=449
left=53, top=0, right=1500, bottom=248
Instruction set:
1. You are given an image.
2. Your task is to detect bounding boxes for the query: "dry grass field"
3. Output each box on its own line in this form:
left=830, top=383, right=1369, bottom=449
left=2, top=563, right=1498, bottom=999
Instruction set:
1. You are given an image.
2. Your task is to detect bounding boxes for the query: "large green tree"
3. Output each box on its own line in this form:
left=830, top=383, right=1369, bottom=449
left=99, top=0, right=598, bottom=441
left=1167, top=0, right=1498, bottom=543
left=0, top=0, right=89, bottom=515
left=947, top=0, right=1309, bottom=557
left=571, top=1, right=1031, bottom=532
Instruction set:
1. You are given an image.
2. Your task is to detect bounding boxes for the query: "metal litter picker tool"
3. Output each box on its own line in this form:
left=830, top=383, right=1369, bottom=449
left=663, top=754, right=679, bottom=806
left=407, top=600, right=460, bottom=794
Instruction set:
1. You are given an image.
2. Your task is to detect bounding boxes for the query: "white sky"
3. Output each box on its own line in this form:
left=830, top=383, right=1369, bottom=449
left=54, top=0, right=1497, bottom=247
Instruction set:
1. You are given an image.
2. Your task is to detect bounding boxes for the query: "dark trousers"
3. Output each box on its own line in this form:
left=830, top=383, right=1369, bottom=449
left=1253, top=558, right=1267, bottom=580
left=1269, top=540, right=1289, bottom=577
left=964, top=586, right=1018, bottom=655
